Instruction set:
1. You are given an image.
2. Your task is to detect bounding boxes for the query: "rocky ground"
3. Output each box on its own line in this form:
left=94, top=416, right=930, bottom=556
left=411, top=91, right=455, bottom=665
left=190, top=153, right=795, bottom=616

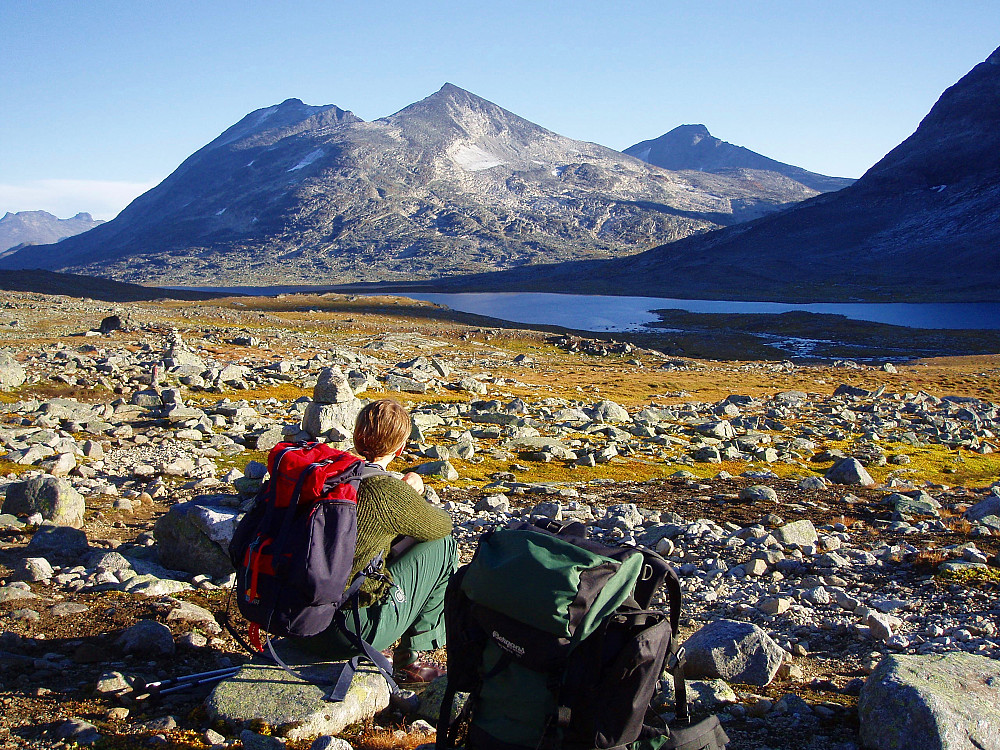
left=0, top=290, right=997, bottom=750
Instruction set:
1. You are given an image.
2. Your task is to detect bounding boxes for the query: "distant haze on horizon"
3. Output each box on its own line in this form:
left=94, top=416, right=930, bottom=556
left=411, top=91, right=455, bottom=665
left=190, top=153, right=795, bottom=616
left=2, top=1, right=997, bottom=221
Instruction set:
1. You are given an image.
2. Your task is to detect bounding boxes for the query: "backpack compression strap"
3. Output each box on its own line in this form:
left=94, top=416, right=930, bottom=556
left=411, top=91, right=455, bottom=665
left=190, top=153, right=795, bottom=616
left=661, top=569, right=689, bottom=723
left=326, top=582, right=400, bottom=702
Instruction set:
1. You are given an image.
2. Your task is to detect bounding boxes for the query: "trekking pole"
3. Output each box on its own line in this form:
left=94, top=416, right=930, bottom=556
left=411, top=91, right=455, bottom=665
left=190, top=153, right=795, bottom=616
left=134, top=666, right=241, bottom=699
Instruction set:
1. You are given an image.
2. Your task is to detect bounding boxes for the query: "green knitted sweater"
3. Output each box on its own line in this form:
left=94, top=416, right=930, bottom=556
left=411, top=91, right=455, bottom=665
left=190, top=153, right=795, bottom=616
left=351, top=474, right=453, bottom=605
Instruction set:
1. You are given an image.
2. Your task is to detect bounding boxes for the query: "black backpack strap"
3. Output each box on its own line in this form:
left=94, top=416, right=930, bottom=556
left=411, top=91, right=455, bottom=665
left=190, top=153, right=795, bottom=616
left=326, top=594, right=400, bottom=701
left=659, top=566, right=688, bottom=723
left=436, top=681, right=459, bottom=750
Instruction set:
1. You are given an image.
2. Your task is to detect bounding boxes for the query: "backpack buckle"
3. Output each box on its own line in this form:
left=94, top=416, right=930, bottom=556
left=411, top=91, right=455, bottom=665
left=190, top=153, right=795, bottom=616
left=666, top=645, right=686, bottom=671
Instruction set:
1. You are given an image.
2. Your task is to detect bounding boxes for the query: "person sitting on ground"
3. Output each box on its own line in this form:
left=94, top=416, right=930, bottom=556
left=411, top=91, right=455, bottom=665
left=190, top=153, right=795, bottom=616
left=291, top=398, right=456, bottom=682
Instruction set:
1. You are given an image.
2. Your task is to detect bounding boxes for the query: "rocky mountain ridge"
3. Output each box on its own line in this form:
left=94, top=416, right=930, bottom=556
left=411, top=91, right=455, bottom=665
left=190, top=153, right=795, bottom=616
left=0, top=211, right=104, bottom=256
left=0, top=86, right=826, bottom=286
left=625, top=125, right=854, bottom=194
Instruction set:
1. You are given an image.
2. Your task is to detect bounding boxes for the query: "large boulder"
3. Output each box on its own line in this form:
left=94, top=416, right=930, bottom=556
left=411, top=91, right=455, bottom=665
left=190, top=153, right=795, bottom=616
left=2, top=476, right=86, bottom=528
left=206, top=645, right=390, bottom=741
left=0, top=351, right=26, bottom=389
left=164, top=347, right=206, bottom=370
left=153, top=499, right=240, bottom=578
left=301, top=400, right=363, bottom=442
left=772, top=519, right=818, bottom=547
left=116, top=619, right=176, bottom=657
left=858, top=653, right=1000, bottom=750
left=965, top=495, right=1000, bottom=522
left=682, top=619, right=785, bottom=686
left=825, top=457, right=875, bottom=486
left=588, top=400, right=630, bottom=423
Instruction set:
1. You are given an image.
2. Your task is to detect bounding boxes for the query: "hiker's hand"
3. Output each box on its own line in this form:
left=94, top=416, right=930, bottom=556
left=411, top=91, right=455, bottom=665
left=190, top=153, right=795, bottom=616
left=403, top=472, right=424, bottom=494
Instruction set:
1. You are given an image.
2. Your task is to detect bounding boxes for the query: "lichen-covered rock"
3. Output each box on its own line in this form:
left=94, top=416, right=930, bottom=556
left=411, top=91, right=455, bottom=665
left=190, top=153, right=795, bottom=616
left=206, top=646, right=390, bottom=741
left=2, top=475, right=85, bottom=528
left=301, top=400, right=362, bottom=441
left=739, top=485, right=778, bottom=503
left=116, top=619, right=176, bottom=657
left=772, top=519, right=818, bottom=547
left=588, top=399, right=630, bottom=423
left=858, top=653, right=1000, bottom=750
left=416, top=675, right=468, bottom=723
left=965, top=495, right=1000, bottom=522
left=25, top=524, right=89, bottom=561
left=0, top=350, right=26, bottom=389
left=825, top=457, right=875, bottom=485
left=415, top=460, right=459, bottom=481
left=313, top=367, right=356, bottom=404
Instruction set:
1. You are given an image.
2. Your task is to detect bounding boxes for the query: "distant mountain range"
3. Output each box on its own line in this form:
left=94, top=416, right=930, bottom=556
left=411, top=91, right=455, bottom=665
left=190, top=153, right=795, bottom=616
left=413, top=45, right=1000, bottom=302
left=624, top=124, right=855, bottom=193
left=0, top=85, right=847, bottom=286
left=0, top=211, right=103, bottom=256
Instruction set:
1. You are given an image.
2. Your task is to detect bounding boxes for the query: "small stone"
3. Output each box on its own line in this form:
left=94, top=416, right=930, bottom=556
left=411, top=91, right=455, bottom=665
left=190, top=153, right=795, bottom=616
left=56, top=718, right=100, bottom=746
left=759, top=597, right=791, bottom=615
left=740, top=485, right=778, bottom=502
left=241, top=730, right=287, bottom=750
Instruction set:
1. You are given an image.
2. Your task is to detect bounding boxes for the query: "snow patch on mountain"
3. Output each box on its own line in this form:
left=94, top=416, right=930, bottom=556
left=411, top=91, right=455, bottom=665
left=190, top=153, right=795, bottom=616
left=288, top=149, right=325, bottom=172
left=252, top=106, right=278, bottom=126
left=451, top=144, right=505, bottom=171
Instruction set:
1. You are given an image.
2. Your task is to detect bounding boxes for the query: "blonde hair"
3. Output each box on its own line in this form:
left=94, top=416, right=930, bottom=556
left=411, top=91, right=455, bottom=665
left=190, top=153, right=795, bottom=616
left=353, top=399, right=412, bottom=461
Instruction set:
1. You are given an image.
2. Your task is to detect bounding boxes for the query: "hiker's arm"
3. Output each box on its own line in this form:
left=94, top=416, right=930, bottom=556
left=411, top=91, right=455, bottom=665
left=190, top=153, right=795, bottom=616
left=359, top=475, right=453, bottom=541
left=402, top=471, right=424, bottom=494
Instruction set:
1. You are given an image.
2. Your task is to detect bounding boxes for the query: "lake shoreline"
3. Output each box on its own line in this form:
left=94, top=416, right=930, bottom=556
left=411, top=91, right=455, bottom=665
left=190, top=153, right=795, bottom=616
left=165, top=286, right=1000, bottom=361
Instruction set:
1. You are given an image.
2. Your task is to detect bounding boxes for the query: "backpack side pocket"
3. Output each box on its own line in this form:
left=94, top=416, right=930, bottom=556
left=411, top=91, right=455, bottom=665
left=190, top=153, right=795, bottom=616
left=562, top=609, right=673, bottom=750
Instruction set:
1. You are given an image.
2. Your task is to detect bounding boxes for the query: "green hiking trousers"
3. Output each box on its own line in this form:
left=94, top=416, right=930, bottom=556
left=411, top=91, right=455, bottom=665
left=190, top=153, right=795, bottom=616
left=294, top=534, right=458, bottom=658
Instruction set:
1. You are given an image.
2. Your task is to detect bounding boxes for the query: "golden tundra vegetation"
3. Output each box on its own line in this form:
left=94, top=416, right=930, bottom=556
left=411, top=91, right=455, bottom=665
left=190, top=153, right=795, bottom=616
left=3, top=292, right=998, bottom=489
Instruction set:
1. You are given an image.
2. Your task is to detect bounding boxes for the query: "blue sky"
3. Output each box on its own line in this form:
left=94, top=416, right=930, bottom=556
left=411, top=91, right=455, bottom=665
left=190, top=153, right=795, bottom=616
left=2, top=1, right=998, bottom=220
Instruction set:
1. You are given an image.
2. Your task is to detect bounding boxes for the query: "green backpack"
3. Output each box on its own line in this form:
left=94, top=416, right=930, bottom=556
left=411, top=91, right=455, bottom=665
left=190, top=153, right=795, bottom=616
left=436, top=520, right=729, bottom=750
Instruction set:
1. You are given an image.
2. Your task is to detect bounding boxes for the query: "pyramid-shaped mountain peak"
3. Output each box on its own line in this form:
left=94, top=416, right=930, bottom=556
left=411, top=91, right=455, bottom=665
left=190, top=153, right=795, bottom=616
left=625, top=123, right=852, bottom=193
left=391, top=82, right=512, bottom=118
left=385, top=83, right=551, bottom=145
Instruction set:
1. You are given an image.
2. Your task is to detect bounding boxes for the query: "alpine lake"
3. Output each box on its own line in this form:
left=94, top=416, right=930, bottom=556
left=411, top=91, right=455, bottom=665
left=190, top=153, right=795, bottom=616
left=173, top=288, right=1000, bottom=362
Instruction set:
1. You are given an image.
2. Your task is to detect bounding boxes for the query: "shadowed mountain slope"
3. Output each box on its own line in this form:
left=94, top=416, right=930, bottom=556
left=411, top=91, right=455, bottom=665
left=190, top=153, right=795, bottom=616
left=624, top=125, right=854, bottom=194
left=0, top=270, right=230, bottom=302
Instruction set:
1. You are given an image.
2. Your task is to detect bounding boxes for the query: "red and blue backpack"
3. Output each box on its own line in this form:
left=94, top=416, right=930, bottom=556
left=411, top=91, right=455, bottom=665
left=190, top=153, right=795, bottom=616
left=228, top=441, right=397, bottom=700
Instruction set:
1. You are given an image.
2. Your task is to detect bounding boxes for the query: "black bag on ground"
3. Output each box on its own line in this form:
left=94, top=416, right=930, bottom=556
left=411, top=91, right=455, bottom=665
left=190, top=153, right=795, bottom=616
left=436, top=519, right=728, bottom=750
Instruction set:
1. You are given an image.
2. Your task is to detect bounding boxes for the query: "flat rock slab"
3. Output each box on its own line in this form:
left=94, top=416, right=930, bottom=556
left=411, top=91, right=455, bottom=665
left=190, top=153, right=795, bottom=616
left=858, top=652, right=1000, bottom=750
left=205, top=646, right=390, bottom=741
